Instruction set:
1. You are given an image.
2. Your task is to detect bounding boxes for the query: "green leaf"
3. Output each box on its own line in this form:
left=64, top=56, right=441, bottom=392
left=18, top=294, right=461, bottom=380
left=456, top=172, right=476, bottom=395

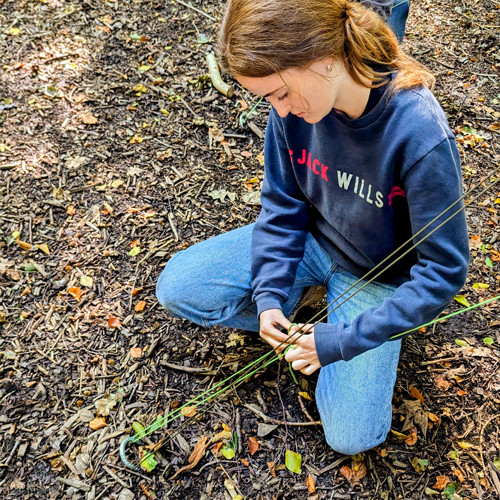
left=221, top=444, right=235, bottom=459
left=442, top=482, right=458, bottom=500
left=139, top=449, right=158, bottom=472
left=132, top=422, right=147, bottom=439
left=130, top=33, right=140, bottom=40
left=411, top=457, right=428, bottom=472
left=139, top=65, right=151, bottom=72
left=285, top=449, right=302, bottom=474
left=129, top=246, right=141, bottom=257
left=485, top=257, right=494, bottom=268
left=483, top=337, right=494, bottom=345
left=493, top=457, right=500, bottom=471
left=447, top=449, right=460, bottom=460
left=454, top=295, right=471, bottom=307
left=24, top=263, right=37, bottom=272
left=472, top=282, right=489, bottom=289
left=455, top=339, right=467, bottom=347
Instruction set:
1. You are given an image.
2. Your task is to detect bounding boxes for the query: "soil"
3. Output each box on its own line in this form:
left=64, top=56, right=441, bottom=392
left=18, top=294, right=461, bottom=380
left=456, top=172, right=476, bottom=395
left=0, top=0, right=499, bottom=499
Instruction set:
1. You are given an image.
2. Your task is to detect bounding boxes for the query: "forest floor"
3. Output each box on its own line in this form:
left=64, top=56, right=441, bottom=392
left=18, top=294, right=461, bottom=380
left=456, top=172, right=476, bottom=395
left=0, top=0, right=499, bottom=499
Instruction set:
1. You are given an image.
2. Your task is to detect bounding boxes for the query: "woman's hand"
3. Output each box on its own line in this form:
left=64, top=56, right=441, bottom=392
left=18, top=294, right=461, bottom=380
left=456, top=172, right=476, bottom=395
left=259, top=310, right=321, bottom=375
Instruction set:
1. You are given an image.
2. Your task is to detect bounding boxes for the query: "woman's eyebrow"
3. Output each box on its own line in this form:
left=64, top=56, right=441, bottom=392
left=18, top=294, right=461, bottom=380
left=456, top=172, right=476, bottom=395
left=263, top=85, right=286, bottom=98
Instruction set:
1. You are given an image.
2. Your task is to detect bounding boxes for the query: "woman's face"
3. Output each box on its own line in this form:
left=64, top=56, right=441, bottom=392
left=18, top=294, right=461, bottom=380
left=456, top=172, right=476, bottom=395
left=236, top=60, right=343, bottom=124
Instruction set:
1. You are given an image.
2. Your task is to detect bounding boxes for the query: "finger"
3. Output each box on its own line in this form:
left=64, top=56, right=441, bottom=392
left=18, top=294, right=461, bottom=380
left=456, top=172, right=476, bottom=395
left=261, top=327, right=295, bottom=345
left=301, top=363, right=320, bottom=376
left=291, top=358, right=309, bottom=372
left=261, top=334, right=291, bottom=353
left=284, top=344, right=301, bottom=362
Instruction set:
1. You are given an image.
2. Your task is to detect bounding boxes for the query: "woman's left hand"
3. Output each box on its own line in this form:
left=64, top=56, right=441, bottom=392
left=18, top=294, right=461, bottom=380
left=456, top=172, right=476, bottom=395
left=264, top=323, right=321, bottom=375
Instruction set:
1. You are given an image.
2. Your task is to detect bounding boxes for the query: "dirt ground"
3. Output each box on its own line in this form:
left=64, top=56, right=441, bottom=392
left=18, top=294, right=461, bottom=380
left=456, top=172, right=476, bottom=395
left=0, top=0, right=499, bottom=499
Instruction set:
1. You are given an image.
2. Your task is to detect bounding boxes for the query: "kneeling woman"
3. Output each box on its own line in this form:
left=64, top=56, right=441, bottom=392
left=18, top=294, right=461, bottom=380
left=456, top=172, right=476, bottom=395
left=157, top=0, right=468, bottom=455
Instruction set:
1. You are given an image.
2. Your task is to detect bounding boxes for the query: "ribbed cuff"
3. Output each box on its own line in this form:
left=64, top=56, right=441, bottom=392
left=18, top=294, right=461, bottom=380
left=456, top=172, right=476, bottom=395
left=255, top=292, right=285, bottom=317
left=314, top=322, right=343, bottom=366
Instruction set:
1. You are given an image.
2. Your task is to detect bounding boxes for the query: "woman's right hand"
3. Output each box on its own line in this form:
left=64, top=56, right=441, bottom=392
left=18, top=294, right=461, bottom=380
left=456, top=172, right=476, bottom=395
left=259, top=308, right=293, bottom=352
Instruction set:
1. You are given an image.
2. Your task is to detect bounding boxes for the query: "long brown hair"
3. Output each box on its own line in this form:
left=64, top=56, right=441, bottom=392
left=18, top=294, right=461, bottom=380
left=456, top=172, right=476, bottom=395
left=217, top=0, right=434, bottom=91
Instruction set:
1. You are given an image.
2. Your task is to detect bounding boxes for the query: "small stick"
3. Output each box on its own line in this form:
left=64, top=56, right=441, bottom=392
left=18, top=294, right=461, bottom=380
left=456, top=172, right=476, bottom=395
left=161, top=361, right=217, bottom=376
left=102, top=464, right=129, bottom=488
left=242, top=403, right=321, bottom=426
left=297, top=394, right=316, bottom=424
left=167, top=212, right=179, bottom=242
left=206, top=53, right=234, bottom=98
left=173, top=0, right=215, bottom=21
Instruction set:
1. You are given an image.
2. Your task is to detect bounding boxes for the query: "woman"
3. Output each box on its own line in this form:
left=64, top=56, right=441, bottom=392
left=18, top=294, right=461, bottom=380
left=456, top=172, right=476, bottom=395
left=157, top=0, right=469, bottom=455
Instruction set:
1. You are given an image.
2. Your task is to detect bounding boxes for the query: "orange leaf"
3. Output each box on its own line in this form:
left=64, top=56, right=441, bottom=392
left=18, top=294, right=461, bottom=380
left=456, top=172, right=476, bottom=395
left=180, top=406, right=197, bottom=418
left=89, top=417, right=107, bottom=430
left=135, top=300, right=146, bottom=312
left=405, top=429, right=418, bottom=446
left=130, top=347, right=142, bottom=358
left=131, top=288, right=143, bottom=296
left=469, top=235, right=482, bottom=249
left=108, top=317, right=121, bottom=328
left=15, top=240, right=32, bottom=251
left=171, top=436, right=208, bottom=479
left=81, top=113, right=98, bottom=124
left=68, top=287, right=83, bottom=302
left=306, top=473, right=316, bottom=493
left=379, top=448, right=388, bottom=457
left=453, top=468, right=465, bottom=483
left=434, top=376, right=451, bottom=391
left=222, top=422, right=231, bottom=432
left=130, top=239, right=140, bottom=248
left=340, top=465, right=353, bottom=481
left=240, top=458, right=249, bottom=466
left=248, top=437, right=259, bottom=456
left=352, top=461, right=368, bottom=483
left=428, top=412, right=440, bottom=424
left=67, top=205, right=76, bottom=215
left=410, top=387, right=425, bottom=403
left=267, top=461, right=277, bottom=478
left=433, top=475, right=450, bottom=490
left=457, top=389, right=467, bottom=396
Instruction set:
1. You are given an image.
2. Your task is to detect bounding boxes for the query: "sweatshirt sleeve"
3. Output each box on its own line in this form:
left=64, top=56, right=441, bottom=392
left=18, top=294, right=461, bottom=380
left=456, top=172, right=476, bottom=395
left=251, top=110, right=311, bottom=316
left=314, top=137, right=470, bottom=366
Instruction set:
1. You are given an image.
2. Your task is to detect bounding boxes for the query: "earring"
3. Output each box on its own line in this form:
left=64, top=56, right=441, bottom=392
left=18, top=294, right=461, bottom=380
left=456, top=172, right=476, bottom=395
left=327, top=64, right=333, bottom=72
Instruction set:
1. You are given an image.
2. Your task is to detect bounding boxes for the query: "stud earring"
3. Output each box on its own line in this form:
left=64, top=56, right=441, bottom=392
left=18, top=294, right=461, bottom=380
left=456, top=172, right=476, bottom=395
left=327, top=64, right=333, bottom=72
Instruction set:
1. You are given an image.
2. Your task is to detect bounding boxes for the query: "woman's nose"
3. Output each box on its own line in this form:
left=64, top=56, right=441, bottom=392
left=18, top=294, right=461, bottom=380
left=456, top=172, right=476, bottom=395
left=273, top=101, right=291, bottom=118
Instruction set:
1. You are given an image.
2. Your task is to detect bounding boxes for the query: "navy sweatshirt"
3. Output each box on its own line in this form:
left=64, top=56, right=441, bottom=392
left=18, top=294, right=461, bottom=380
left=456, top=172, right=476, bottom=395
left=251, top=84, right=469, bottom=366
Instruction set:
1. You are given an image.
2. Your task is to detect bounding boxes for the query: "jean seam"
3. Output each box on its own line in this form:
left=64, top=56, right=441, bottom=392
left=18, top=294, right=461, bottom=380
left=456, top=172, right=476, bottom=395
left=322, top=262, right=339, bottom=287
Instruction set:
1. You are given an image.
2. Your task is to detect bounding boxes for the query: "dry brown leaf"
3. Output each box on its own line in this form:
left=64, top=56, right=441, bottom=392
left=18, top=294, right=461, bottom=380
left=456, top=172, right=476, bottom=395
left=434, top=376, right=452, bottom=391
left=248, top=437, right=259, bottom=456
left=89, top=417, right=107, bottom=430
left=410, top=386, right=425, bottom=403
left=469, top=234, right=482, bottom=249
left=339, top=465, right=353, bottom=481
left=428, top=412, right=440, bottom=424
left=107, top=317, right=121, bottom=328
left=171, top=436, right=208, bottom=479
left=433, top=475, right=450, bottom=490
left=453, top=468, right=465, bottom=483
left=240, top=458, right=249, bottom=466
left=135, top=300, right=146, bottom=312
left=180, top=405, right=197, bottom=418
left=68, top=287, right=83, bottom=302
left=267, top=461, right=277, bottom=478
left=130, top=347, right=142, bottom=358
left=405, top=428, right=418, bottom=446
left=81, top=113, right=98, bottom=125
left=15, top=240, right=32, bottom=251
left=131, top=288, right=143, bottom=296
left=67, top=205, right=76, bottom=215
left=306, top=473, right=316, bottom=493
left=352, top=461, right=368, bottom=483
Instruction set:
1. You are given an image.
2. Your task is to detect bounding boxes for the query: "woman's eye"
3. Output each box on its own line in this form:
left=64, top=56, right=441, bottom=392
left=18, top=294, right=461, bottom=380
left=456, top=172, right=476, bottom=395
left=277, top=92, right=288, bottom=102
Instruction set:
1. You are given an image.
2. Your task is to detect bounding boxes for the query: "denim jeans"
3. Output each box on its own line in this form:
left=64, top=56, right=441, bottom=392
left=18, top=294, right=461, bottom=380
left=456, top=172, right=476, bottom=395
left=387, top=0, right=411, bottom=41
left=157, top=224, right=401, bottom=455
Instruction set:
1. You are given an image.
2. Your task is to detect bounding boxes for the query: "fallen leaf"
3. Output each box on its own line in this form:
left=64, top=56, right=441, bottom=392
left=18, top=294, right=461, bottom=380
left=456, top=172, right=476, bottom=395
left=108, top=317, right=121, bottom=328
left=131, top=288, right=143, bottom=296
left=248, top=437, right=259, bottom=456
left=469, top=235, right=482, bottom=249
left=457, top=441, right=476, bottom=450
left=285, top=449, right=302, bottom=474
left=352, top=461, right=367, bottom=483
left=428, top=412, right=439, bottom=424
left=171, top=436, right=208, bottom=479
left=222, top=422, right=231, bottom=432
left=453, top=468, right=465, bottom=483
left=434, top=376, right=451, bottom=391
left=67, top=205, right=76, bottom=215
left=412, top=457, right=429, bottom=473
left=180, top=406, right=197, bottom=418
left=298, top=391, right=311, bottom=400
left=410, top=387, right=425, bottom=403
left=483, top=337, right=494, bottom=345
left=221, top=444, right=235, bottom=459
left=37, top=243, right=50, bottom=255
left=339, top=465, right=353, bottom=481
left=130, top=134, right=143, bottom=144
left=95, top=393, right=120, bottom=416
left=130, top=347, right=142, bottom=358
left=89, top=417, right=107, bottom=430
left=405, top=428, right=418, bottom=445
left=15, top=240, right=32, bottom=251
left=433, top=475, right=450, bottom=490
left=267, top=461, right=277, bottom=478
left=68, top=287, right=83, bottom=301
left=447, top=449, right=460, bottom=460
left=390, top=429, right=408, bottom=440
left=81, top=113, right=98, bottom=125
left=138, top=447, right=157, bottom=472
left=306, top=473, right=316, bottom=493
left=240, top=458, right=249, bottom=466
left=454, top=295, right=471, bottom=307
left=129, top=246, right=141, bottom=257
left=80, top=275, right=93, bottom=287
left=135, top=300, right=146, bottom=312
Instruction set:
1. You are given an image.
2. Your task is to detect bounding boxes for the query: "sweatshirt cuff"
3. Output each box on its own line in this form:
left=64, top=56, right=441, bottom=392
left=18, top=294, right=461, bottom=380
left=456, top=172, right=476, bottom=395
left=314, top=323, right=343, bottom=366
left=255, top=292, right=285, bottom=317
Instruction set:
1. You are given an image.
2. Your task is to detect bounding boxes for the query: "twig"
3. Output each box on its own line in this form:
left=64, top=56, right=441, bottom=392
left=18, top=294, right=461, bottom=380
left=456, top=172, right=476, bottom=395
left=102, top=465, right=129, bottom=488
left=56, top=477, right=91, bottom=492
left=298, top=394, right=316, bottom=424
left=420, top=355, right=458, bottom=366
left=172, top=0, right=215, bottom=21
left=161, top=361, right=217, bottom=376
left=206, top=53, right=234, bottom=98
left=242, top=402, right=321, bottom=426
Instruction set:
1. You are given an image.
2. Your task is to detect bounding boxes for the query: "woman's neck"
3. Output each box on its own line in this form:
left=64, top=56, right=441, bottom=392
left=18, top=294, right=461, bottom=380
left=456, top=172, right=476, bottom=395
left=332, top=71, right=372, bottom=119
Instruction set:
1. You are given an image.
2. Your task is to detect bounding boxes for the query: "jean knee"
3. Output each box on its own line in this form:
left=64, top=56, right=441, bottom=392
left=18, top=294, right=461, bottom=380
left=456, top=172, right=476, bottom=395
left=322, top=417, right=391, bottom=455
left=156, top=257, right=185, bottom=316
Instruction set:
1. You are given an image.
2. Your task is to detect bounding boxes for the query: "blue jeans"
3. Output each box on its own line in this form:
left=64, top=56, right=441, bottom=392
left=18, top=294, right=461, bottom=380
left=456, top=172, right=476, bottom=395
left=387, top=0, right=410, bottom=41
left=156, top=224, right=401, bottom=455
